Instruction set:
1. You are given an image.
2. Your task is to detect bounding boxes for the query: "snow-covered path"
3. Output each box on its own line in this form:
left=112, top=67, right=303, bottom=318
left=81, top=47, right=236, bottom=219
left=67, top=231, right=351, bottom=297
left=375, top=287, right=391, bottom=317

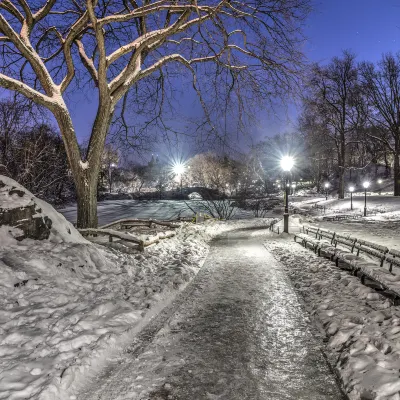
left=76, top=229, right=343, bottom=400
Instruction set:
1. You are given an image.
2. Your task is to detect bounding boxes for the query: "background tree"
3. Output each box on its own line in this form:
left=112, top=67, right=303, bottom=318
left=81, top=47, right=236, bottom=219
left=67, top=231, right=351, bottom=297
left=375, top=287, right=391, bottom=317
left=302, top=51, right=364, bottom=198
left=0, top=0, right=311, bottom=228
left=0, top=98, right=75, bottom=203
left=359, top=53, right=400, bottom=195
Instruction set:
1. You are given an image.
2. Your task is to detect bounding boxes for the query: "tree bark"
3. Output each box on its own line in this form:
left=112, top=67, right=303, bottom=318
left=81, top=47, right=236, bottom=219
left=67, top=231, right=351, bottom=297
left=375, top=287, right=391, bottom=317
left=76, top=174, right=99, bottom=228
left=54, top=100, right=113, bottom=229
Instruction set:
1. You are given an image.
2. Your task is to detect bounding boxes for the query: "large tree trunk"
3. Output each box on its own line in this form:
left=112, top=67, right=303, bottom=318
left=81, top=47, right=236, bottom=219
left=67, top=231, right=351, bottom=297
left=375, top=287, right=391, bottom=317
left=76, top=173, right=99, bottom=228
left=54, top=100, right=113, bottom=229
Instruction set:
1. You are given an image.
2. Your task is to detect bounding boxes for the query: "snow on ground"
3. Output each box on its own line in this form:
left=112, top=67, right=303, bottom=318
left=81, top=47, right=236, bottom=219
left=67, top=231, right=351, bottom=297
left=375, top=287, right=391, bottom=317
left=0, top=178, right=274, bottom=399
left=59, top=199, right=255, bottom=226
left=287, top=195, right=400, bottom=250
left=266, top=236, right=400, bottom=400
left=292, top=194, right=400, bottom=220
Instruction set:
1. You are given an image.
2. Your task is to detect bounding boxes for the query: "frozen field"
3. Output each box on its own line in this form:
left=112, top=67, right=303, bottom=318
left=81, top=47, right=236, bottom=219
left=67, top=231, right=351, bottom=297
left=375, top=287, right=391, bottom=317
left=59, top=200, right=257, bottom=226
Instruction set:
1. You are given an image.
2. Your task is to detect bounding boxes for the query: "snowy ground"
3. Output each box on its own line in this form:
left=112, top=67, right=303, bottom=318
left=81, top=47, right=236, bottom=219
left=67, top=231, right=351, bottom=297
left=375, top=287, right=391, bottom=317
left=266, top=235, right=400, bottom=400
left=0, top=177, right=276, bottom=400
left=287, top=195, right=400, bottom=250
left=74, top=229, right=343, bottom=400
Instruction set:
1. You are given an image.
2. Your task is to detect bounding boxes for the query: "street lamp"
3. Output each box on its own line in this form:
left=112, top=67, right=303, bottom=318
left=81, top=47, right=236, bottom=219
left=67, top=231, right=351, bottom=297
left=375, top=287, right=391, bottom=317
left=324, top=182, right=330, bottom=200
left=280, top=156, right=294, bottom=233
left=291, top=183, right=296, bottom=196
left=363, top=181, right=370, bottom=217
left=378, top=179, right=383, bottom=195
left=349, top=186, right=355, bottom=211
left=109, top=162, right=117, bottom=193
left=173, top=163, right=186, bottom=198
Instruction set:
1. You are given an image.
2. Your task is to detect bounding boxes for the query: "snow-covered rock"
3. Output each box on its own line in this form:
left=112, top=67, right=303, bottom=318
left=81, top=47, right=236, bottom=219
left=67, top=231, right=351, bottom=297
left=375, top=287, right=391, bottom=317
left=0, top=175, right=83, bottom=243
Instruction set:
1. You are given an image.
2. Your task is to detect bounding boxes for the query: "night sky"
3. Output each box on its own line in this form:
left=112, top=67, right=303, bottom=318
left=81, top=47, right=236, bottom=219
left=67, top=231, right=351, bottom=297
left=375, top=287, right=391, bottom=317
left=254, top=0, right=400, bottom=143
left=18, top=2, right=400, bottom=155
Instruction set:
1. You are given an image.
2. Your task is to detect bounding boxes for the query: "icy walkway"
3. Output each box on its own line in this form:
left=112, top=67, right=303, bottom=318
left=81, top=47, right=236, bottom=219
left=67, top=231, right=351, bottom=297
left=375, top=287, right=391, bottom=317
left=77, top=229, right=343, bottom=400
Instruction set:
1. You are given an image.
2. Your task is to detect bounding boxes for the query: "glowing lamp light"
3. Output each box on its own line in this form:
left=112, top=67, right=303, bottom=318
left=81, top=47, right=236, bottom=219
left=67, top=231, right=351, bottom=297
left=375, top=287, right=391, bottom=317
left=324, top=182, right=330, bottom=189
left=378, top=179, right=383, bottom=184
left=173, top=163, right=185, bottom=175
left=363, top=181, right=370, bottom=189
left=349, top=186, right=355, bottom=192
left=280, top=156, right=294, bottom=172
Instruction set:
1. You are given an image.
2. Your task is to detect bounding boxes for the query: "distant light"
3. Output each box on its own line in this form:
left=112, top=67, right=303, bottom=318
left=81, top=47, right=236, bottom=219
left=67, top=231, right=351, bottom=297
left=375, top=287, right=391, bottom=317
left=173, top=163, right=185, bottom=175
left=378, top=179, right=383, bottom=184
left=291, top=183, right=296, bottom=188
left=324, top=182, right=330, bottom=188
left=110, top=163, right=117, bottom=168
left=280, top=156, right=294, bottom=172
left=349, top=186, right=355, bottom=192
left=363, top=181, right=370, bottom=189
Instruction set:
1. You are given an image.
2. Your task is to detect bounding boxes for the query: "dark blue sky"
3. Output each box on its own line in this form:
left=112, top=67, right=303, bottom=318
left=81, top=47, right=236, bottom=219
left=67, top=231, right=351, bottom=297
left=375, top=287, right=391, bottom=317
left=66, top=1, right=400, bottom=151
left=306, top=0, right=400, bottom=64
left=254, top=0, right=400, bottom=143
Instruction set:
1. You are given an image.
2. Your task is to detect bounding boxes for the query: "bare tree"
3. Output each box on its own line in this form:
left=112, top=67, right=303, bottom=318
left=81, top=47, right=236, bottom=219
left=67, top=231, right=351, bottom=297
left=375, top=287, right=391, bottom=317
left=0, top=0, right=310, bottom=227
left=359, top=53, right=400, bottom=195
left=302, top=51, right=364, bottom=198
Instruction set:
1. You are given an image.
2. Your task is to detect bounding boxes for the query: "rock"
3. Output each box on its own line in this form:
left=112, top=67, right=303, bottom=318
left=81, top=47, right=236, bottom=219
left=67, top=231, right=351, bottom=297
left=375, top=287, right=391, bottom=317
left=0, top=178, right=53, bottom=240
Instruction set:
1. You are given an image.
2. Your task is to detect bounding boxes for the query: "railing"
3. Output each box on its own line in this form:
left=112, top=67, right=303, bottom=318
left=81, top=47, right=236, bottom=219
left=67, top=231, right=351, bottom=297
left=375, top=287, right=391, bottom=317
left=79, top=218, right=180, bottom=251
left=269, top=218, right=282, bottom=234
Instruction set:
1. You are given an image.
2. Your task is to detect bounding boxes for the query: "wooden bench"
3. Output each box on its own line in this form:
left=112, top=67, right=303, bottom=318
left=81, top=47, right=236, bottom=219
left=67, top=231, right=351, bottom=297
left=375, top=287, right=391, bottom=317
left=293, top=228, right=400, bottom=300
left=294, top=226, right=320, bottom=249
left=318, top=233, right=356, bottom=258
left=385, top=249, right=400, bottom=273
left=334, top=240, right=388, bottom=274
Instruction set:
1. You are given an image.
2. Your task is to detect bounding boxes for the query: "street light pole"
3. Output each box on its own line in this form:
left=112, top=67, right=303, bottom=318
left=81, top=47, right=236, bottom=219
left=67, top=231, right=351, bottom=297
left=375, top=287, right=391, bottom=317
left=324, top=182, right=330, bottom=200
left=280, top=156, right=294, bottom=234
left=363, top=181, right=370, bottom=217
left=109, top=163, right=116, bottom=193
left=349, top=186, right=354, bottom=211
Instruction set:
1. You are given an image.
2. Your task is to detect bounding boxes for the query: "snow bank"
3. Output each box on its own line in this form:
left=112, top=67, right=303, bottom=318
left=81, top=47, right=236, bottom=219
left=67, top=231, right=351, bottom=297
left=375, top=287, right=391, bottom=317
left=266, top=237, right=400, bottom=399
left=0, top=178, right=271, bottom=400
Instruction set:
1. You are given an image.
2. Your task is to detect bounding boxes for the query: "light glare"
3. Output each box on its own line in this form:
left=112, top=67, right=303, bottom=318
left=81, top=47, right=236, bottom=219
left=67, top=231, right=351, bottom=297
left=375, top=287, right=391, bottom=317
left=280, top=156, right=294, bottom=172
left=349, top=186, right=355, bottom=192
left=173, top=163, right=185, bottom=175
left=363, top=181, right=370, bottom=189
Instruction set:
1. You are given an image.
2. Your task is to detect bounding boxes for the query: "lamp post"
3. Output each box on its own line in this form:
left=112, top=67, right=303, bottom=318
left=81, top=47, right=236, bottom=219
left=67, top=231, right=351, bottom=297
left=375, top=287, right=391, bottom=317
left=291, top=183, right=296, bottom=196
left=109, top=163, right=117, bottom=193
left=173, top=163, right=186, bottom=199
left=280, top=156, right=294, bottom=233
left=349, top=186, right=354, bottom=211
left=378, top=179, right=382, bottom=195
left=324, top=182, right=330, bottom=200
left=363, top=181, right=370, bottom=216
